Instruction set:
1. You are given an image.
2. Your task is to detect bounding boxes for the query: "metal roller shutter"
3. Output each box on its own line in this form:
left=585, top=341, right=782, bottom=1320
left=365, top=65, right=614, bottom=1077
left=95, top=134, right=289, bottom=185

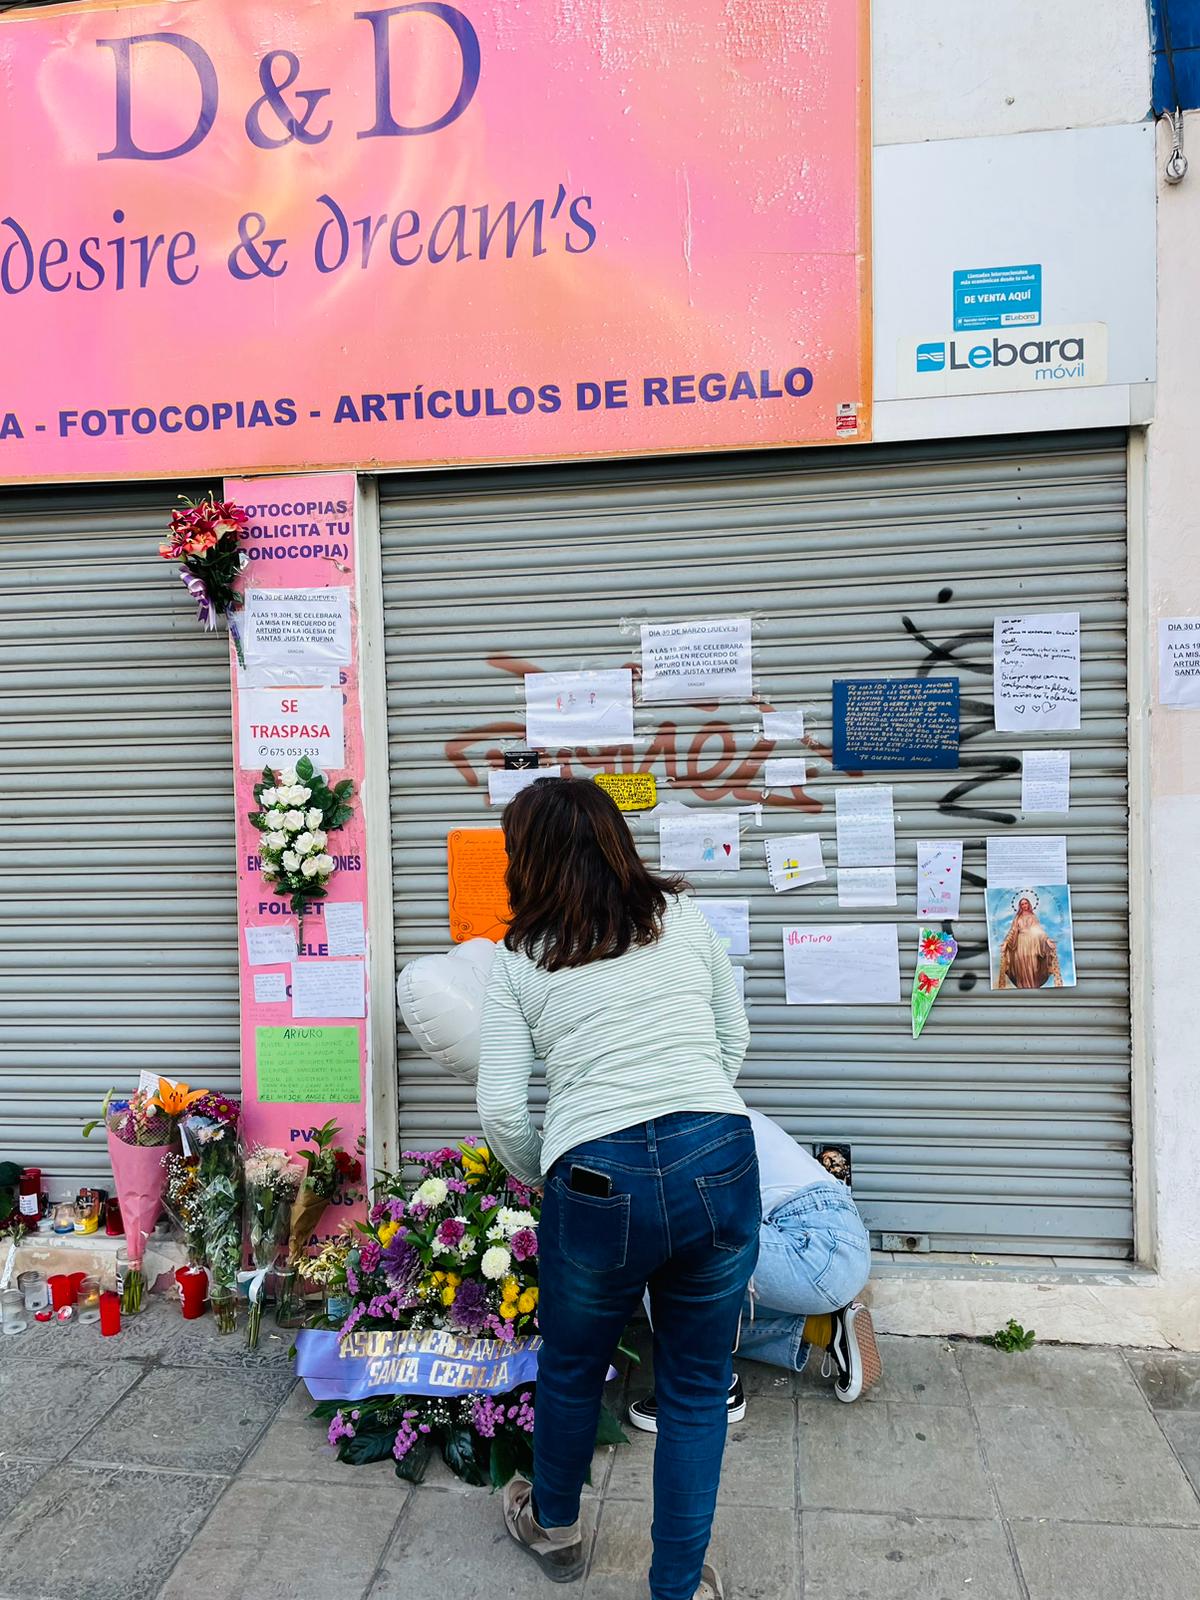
left=381, top=430, right=1131, bottom=1258
left=0, top=480, right=240, bottom=1190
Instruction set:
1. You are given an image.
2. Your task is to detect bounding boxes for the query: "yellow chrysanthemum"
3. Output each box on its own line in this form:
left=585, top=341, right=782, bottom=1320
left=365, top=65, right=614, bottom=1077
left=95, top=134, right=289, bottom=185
left=376, top=1220, right=400, bottom=1247
left=518, top=1289, right=537, bottom=1314
left=432, top=1271, right=446, bottom=1284
left=499, top=1301, right=518, bottom=1320
left=446, top=1272, right=462, bottom=1287
left=441, top=1286, right=456, bottom=1306
left=501, top=1276, right=519, bottom=1300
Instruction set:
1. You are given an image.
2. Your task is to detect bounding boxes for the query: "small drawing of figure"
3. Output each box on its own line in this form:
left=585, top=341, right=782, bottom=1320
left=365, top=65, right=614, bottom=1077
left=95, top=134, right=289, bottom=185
left=589, top=691, right=596, bottom=706
left=701, top=837, right=717, bottom=861
left=555, top=694, right=564, bottom=713
left=567, top=692, right=577, bottom=707
left=997, top=894, right=1063, bottom=989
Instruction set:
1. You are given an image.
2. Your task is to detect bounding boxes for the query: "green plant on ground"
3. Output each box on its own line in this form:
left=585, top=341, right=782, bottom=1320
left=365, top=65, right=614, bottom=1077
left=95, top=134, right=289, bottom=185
left=986, top=1318, right=1036, bottom=1353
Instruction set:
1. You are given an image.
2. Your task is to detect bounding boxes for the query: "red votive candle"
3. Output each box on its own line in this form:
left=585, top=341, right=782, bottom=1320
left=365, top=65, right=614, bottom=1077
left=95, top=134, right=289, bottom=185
left=99, top=1291, right=121, bottom=1336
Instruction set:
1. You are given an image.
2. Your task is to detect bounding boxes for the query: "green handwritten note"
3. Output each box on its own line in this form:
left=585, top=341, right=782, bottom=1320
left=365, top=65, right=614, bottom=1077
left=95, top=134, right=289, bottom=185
left=255, top=1026, right=361, bottom=1104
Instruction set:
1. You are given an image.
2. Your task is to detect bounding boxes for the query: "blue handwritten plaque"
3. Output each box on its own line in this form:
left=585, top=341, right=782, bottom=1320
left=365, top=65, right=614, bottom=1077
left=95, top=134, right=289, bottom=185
left=833, top=678, right=960, bottom=772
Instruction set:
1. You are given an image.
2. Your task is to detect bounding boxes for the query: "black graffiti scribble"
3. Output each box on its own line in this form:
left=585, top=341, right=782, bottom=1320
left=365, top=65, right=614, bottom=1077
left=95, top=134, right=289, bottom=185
left=901, top=614, right=992, bottom=678
left=937, top=754, right=1020, bottom=824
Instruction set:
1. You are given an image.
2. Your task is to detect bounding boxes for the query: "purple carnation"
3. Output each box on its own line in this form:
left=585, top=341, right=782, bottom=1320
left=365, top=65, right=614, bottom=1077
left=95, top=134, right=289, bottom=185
left=359, top=1238, right=382, bottom=1273
left=386, top=1197, right=407, bottom=1222
left=479, top=1194, right=500, bottom=1212
left=506, top=1178, right=533, bottom=1206
left=510, top=1227, right=538, bottom=1262
left=446, top=1178, right=468, bottom=1195
left=435, top=1217, right=467, bottom=1249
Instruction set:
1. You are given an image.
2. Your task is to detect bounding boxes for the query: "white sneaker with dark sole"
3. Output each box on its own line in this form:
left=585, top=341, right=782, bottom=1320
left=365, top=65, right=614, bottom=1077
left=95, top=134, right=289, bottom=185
left=829, top=1302, right=883, bottom=1403
left=628, top=1374, right=746, bottom=1434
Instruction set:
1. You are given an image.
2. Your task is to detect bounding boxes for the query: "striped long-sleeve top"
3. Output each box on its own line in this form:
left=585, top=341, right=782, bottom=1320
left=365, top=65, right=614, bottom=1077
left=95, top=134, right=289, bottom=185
left=476, top=895, right=750, bottom=1185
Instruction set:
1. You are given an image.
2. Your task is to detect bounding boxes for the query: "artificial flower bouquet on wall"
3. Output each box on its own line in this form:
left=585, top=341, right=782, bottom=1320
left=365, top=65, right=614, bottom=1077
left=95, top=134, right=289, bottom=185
left=250, top=757, right=355, bottom=923
left=158, top=495, right=249, bottom=649
left=296, top=1142, right=626, bottom=1488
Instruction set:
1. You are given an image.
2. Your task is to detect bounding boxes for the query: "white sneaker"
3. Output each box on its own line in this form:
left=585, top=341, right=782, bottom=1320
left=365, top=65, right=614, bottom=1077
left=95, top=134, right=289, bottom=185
left=628, top=1374, right=747, bottom=1434
left=693, top=1564, right=724, bottom=1599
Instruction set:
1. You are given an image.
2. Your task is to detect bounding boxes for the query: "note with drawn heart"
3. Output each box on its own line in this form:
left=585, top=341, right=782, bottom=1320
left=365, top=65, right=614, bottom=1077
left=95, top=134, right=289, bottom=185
left=916, top=839, right=963, bottom=919
left=658, top=809, right=741, bottom=873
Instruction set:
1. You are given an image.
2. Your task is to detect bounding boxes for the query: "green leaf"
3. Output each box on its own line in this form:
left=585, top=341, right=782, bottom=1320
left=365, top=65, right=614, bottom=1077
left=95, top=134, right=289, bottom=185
left=489, top=1431, right=518, bottom=1489
left=442, top=1425, right=486, bottom=1487
left=594, top=1403, right=629, bottom=1448
left=333, top=779, right=355, bottom=799
left=261, top=767, right=276, bottom=786
left=308, top=1400, right=343, bottom=1420
left=296, top=756, right=314, bottom=780
left=339, top=1430, right=397, bottom=1466
left=394, top=1439, right=431, bottom=1483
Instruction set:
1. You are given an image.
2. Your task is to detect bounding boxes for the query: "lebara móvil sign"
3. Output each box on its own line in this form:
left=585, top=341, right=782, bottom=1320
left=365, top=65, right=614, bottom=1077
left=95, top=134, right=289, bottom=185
left=0, top=0, right=871, bottom=483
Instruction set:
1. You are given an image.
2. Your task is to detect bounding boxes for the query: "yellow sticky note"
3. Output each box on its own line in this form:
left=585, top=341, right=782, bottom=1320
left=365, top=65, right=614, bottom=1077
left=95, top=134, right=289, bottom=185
left=594, top=773, right=658, bottom=812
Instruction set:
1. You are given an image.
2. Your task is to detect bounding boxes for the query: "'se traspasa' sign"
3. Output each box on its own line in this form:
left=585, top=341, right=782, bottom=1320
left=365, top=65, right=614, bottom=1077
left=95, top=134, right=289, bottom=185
left=0, top=0, right=870, bottom=481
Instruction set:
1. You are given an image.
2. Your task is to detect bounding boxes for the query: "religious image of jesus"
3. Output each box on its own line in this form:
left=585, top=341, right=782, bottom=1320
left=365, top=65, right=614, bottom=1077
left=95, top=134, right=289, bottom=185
left=997, top=893, right=1063, bottom=989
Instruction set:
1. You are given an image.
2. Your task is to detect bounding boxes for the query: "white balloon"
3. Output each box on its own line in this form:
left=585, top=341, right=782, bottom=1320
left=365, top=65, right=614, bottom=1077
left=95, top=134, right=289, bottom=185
left=396, top=939, right=496, bottom=1083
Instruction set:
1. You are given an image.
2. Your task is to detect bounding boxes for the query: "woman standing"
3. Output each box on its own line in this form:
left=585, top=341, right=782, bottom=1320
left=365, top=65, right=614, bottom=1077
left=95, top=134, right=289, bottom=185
left=477, top=778, right=757, bottom=1600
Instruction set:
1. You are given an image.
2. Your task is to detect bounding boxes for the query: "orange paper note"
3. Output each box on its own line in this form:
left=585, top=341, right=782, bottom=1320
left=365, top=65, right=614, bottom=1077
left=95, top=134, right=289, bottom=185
left=447, top=829, right=511, bottom=943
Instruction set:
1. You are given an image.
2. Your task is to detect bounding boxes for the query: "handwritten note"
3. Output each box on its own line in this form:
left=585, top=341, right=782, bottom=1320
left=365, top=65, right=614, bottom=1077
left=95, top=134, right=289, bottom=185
left=693, top=899, right=751, bottom=955
left=659, top=811, right=740, bottom=872
left=986, top=834, right=1067, bottom=888
left=835, top=786, right=896, bottom=867
left=291, top=959, right=366, bottom=1019
left=763, top=758, right=807, bottom=789
left=916, top=840, right=963, bottom=919
left=640, top=618, right=753, bottom=703
left=447, top=829, right=511, bottom=942
left=487, top=766, right=561, bottom=806
left=832, top=678, right=959, bottom=771
left=762, top=710, right=805, bottom=740
left=255, top=1025, right=361, bottom=1104
left=593, top=772, right=658, bottom=811
left=524, top=670, right=634, bottom=749
left=837, top=867, right=897, bottom=908
left=253, top=972, right=289, bottom=1004
left=1158, top=618, right=1200, bottom=708
left=324, top=901, right=366, bottom=958
left=994, top=613, right=1081, bottom=732
left=1021, top=751, right=1070, bottom=814
left=783, top=924, right=901, bottom=1005
left=765, top=834, right=826, bottom=892
left=244, top=924, right=297, bottom=967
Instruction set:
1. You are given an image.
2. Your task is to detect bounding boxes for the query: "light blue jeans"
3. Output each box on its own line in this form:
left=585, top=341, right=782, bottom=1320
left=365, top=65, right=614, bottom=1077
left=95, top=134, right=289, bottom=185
left=736, top=1182, right=871, bottom=1371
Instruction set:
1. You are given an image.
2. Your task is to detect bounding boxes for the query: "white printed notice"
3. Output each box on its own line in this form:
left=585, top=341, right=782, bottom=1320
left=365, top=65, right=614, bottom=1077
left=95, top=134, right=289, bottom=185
left=1021, top=751, right=1070, bottom=814
left=837, top=867, right=898, bottom=908
left=323, top=901, right=366, bottom=958
left=694, top=899, right=750, bottom=955
left=244, top=924, right=297, bottom=966
left=834, top=786, right=896, bottom=867
left=1158, top=618, right=1200, bottom=708
left=241, top=588, right=351, bottom=685
left=291, top=959, right=366, bottom=1019
left=765, top=833, right=826, bottom=892
left=253, top=972, right=289, bottom=1004
left=659, top=810, right=741, bottom=872
left=238, top=686, right=345, bottom=771
left=524, top=671, right=634, bottom=749
left=986, top=834, right=1068, bottom=888
left=639, top=618, right=753, bottom=703
left=916, top=840, right=963, bottom=919
left=762, top=710, right=805, bottom=741
left=487, top=765, right=562, bottom=805
left=993, top=612, right=1081, bottom=732
left=783, top=924, right=902, bottom=1006
left=763, top=758, right=807, bottom=789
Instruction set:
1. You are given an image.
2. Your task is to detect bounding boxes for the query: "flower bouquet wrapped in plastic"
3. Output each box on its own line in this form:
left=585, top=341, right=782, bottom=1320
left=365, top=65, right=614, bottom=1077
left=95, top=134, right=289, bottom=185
left=83, top=1084, right=179, bottom=1316
left=180, top=1092, right=243, bottom=1333
left=241, top=1146, right=303, bottom=1349
left=276, top=1120, right=362, bottom=1327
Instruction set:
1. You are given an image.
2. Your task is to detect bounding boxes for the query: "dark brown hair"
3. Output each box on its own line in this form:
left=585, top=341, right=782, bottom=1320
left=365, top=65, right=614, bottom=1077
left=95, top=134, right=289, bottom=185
left=501, top=777, right=683, bottom=971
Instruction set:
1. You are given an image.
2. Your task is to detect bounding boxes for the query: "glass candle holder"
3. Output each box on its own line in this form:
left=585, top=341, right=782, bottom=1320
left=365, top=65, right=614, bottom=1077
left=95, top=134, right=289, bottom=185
left=1, top=1289, right=28, bottom=1336
left=17, top=1271, right=48, bottom=1313
left=77, top=1276, right=102, bottom=1325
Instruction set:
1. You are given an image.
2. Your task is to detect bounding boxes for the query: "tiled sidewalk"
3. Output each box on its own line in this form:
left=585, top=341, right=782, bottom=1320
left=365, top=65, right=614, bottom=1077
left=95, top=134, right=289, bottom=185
left=1, top=1303, right=1199, bottom=1599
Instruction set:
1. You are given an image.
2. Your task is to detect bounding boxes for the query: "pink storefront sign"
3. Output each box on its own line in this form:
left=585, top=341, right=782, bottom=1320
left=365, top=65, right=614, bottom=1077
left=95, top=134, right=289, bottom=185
left=0, top=0, right=871, bottom=482
left=226, top=472, right=367, bottom=1239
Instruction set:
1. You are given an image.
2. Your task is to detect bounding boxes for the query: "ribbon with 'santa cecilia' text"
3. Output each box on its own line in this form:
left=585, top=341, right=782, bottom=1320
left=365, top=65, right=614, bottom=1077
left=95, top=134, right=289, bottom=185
left=295, top=1327, right=543, bottom=1401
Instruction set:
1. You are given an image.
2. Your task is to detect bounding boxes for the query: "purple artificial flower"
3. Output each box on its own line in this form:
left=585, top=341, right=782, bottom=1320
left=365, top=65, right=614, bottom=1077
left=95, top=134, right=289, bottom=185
left=338, top=1302, right=366, bottom=1340
left=446, top=1178, right=468, bottom=1195
left=506, top=1178, right=533, bottom=1207
left=448, top=1277, right=488, bottom=1334
left=510, top=1227, right=538, bottom=1262
left=369, top=1201, right=387, bottom=1225
left=479, top=1193, right=500, bottom=1212
left=435, top=1217, right=467, bottom=1250
left=386, top=1197, right=407, bottom=1222
left=381, top=1232, right=418, bottom=1287
left=327, top=1410, right=357, bottom=1446
left=359, top=1238, right=382, bottom=1273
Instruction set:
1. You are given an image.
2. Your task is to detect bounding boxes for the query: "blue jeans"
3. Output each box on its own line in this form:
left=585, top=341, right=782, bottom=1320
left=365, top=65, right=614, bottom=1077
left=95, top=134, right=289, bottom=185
left=736, top=1182, right=871, bottom=1371
left=533, top=1112, right=759, bottom=1600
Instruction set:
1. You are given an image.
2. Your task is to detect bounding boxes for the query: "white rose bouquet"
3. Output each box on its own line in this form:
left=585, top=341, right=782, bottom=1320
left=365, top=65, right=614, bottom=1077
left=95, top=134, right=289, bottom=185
left=250, top=756, right=355, bottom=921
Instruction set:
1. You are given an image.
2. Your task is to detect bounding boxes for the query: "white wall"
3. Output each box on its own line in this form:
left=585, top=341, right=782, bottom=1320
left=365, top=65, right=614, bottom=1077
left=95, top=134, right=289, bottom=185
left=872, top=0, right=1151, bottom=144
